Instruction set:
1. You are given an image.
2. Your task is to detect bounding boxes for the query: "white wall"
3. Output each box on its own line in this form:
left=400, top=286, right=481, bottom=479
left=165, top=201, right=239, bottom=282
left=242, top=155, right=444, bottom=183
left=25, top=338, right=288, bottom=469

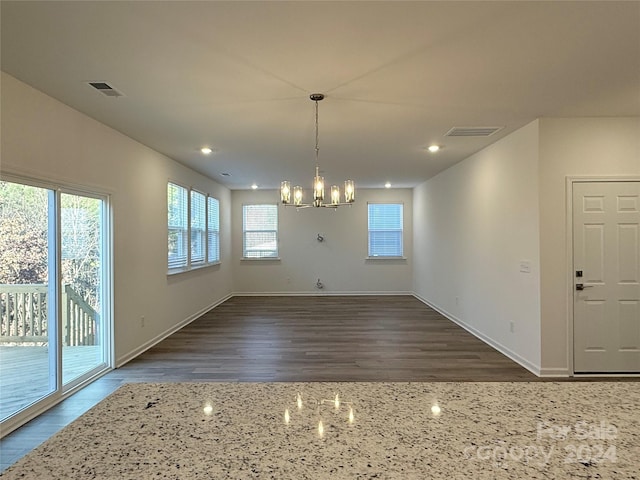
left=538, top=117, right=640, bottom=374
left=7, top=70, right=636, bottom=378
left=0, top=72, right=234, bottom=365
left=232, top=188, right=413, bottom=294
left=413, top=120, right=542, bottom=372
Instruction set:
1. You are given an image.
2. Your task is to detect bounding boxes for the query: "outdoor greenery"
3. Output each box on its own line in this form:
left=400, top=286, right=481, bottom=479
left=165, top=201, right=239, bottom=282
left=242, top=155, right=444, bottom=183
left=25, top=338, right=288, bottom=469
left=0, top=181, right=48, bottom=285
left=0, top=181, right=101, bottom=308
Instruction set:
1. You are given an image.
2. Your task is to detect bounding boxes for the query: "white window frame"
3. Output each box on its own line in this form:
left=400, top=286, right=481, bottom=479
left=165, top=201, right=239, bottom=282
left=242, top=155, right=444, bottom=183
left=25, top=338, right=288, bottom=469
left=367, top=202, right=404, bottom=258
left=168, top=182, right=189, bottom=270
left=190, top=189, right=206, bottom=266
left=168, top=181, right=221, bottom=273
left=242, top=204, right=279, bottom=260
left=207, top=196, right=220, bottom=264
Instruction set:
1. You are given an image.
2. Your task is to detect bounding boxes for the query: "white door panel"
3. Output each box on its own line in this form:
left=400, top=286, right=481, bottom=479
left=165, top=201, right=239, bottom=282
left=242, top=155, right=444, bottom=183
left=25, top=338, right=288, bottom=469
left=573, top=181, right=640, bottom=373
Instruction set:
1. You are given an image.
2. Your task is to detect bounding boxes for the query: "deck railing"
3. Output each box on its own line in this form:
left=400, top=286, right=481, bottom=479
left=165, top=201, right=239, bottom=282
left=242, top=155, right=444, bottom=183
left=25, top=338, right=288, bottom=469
left=0, top=284, right=98, bottom=346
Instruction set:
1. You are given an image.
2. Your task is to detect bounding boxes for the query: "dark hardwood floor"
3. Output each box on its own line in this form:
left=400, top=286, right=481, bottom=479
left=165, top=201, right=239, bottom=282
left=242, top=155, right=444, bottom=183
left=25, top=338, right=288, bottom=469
left=0, top=294, right=621, bottom=470
left=113, top=295, right=536, bottom=383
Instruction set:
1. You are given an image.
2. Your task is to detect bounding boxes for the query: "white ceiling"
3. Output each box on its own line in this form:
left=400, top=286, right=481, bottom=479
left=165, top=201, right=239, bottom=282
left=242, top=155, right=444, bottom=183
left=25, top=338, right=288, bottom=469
left=2, top=1, right=639, bottom=190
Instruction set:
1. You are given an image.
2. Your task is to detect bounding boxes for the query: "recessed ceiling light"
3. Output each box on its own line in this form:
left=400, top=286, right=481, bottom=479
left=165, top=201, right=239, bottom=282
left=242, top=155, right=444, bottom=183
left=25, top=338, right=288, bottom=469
left=384, top=182, right=391, bottom=188
left=201, top=147, right=213, bottom=155
left=428, top=145, right=440, bottom=153
left=251, top=184, right=258, bottom=190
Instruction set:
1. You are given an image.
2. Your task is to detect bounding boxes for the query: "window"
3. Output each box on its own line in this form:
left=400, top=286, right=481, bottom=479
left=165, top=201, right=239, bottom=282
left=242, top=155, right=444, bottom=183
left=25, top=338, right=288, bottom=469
left=368, top=203, right=403, bottom=257
left=168, top=182, right=220, bottom=271
left=243, top=204, right=278, bottom=259
left=207, top=197, right=220, bottom=263
left=190, top=190, right=206, bottom=265
left=168, top=183, right=188, bottom=269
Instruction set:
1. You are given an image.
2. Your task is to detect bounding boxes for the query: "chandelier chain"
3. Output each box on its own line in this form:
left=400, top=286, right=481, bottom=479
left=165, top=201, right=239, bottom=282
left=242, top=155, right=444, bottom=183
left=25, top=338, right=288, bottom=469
left=315, top=99, right=320, bottom=166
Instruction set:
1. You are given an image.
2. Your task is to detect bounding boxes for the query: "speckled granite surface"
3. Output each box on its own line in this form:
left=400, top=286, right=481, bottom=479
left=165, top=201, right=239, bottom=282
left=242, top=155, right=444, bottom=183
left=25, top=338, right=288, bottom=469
left=1, top=382, right=638, bottom=479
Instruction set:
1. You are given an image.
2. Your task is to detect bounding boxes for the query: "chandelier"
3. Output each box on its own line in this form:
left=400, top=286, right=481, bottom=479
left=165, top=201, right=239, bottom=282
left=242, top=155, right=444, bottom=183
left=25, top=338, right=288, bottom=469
left=280, top=94, right=355, bottom=208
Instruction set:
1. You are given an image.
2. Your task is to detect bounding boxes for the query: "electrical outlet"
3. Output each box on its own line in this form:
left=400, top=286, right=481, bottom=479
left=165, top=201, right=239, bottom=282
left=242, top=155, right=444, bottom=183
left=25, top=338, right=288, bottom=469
left=455, top=296, right=459, bottom=306
left=510, top=321, right=515, bottom=333
left=141, top=316, right=145, bottom=328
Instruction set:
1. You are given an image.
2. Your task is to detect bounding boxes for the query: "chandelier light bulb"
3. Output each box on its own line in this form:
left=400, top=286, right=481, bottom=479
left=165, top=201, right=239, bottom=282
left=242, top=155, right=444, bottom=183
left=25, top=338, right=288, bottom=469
left=344, top=180, right=355, bottom=203
left=318, top=419, right=324, bottom=437
left=296, top=393, right=303, bottom=410
left=331, top=185, right=340, bottom=204
left=281, top=181, right=291, bottom=204
left=294, top=186, right=303, bottom=206
left=348, top=407, right=355, bottom=424
left=314, top=174, right=325, bottom=200
left=284, top=409, right=290, bottom=424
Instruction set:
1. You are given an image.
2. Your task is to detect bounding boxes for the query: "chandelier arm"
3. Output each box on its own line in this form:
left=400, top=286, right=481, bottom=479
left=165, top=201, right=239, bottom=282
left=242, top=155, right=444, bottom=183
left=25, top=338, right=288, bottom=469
left=282, top=203, right=314, bottom=209
left=320, top=203, right=353, bottom=208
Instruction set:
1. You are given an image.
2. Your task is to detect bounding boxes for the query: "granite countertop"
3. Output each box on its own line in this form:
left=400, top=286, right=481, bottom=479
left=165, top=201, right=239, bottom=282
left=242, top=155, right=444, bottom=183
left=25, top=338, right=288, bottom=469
left=2, top=382, right=638, bottom=479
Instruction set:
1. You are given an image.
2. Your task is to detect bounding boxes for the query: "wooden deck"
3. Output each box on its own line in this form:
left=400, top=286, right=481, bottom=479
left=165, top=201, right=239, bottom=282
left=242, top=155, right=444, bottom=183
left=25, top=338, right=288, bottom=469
left=0, top=345, right=102, bottom=421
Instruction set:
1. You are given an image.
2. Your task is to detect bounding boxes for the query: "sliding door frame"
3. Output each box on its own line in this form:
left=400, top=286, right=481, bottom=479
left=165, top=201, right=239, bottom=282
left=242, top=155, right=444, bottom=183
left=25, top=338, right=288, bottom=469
left=0, top=173, right=114, bottom=437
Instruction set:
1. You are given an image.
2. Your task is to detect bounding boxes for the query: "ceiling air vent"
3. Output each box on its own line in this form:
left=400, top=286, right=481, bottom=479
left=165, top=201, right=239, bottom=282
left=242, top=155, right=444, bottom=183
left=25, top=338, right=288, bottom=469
left=445, top=126, right=503, bottom=137
left=87, top=81, right=124, bottom=98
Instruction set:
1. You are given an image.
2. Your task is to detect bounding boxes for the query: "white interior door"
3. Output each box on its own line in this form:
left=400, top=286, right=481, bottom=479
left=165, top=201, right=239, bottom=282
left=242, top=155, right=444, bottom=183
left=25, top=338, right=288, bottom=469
left=573, top=181, right=640, bottom=373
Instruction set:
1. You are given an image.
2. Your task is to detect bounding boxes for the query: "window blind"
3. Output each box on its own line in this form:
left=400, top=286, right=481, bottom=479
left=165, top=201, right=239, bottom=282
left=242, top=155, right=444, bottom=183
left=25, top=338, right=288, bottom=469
left=190, top=190, right=206, bottom=265
left=207, top=196, right=220, bottom=263
left=168, top=183, right=188, bottom=269
left=243, top=204, right=278, bottom=258
left=368, top=203, right=403, bottom=257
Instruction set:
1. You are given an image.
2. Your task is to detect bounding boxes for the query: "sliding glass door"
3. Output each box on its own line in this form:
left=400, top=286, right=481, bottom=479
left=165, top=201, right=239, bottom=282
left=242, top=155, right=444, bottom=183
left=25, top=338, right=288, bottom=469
left=0, top=179, right=111, bottom=431
left=60, top=192, right=107, bottom=387
left=0, top=182, right=56, bottom=421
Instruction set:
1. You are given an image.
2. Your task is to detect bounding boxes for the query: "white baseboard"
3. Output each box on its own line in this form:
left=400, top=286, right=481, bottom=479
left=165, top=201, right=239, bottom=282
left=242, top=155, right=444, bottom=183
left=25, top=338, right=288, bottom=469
left=232, top=291, right=413, bottom=297
left=412, top=292, right=548, bottom=378
left=539, top=368, right=572, bottom=377
left=116, top=293, right=233, bottom=367
left=115, top=291, right=574, bottom=379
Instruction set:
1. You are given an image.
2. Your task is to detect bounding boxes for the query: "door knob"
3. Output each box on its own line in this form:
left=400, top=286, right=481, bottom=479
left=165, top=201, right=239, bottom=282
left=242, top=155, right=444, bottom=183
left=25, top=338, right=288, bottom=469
left=576, top=283, right=593, bottom=291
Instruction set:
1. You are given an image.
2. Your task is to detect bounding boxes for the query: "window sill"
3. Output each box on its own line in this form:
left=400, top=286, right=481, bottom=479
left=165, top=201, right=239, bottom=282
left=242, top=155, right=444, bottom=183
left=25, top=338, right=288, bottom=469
left=167, top=261, right=221, bottom=276
left=366, top=256, right=407, bottom=261
left=240, top=257, right=281, bottom=262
